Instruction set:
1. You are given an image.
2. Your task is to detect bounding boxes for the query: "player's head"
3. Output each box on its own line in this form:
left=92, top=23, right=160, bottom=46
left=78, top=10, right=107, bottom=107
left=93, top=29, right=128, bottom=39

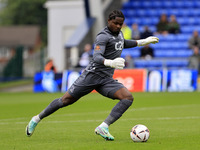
left=107, top=10, right=125, bottom=35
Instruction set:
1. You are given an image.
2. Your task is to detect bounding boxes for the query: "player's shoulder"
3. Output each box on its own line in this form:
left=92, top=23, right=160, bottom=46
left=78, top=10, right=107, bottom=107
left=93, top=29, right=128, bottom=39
left=97, top=27, right=109, bottom=35
left=96, top=28, right=110, bottom=41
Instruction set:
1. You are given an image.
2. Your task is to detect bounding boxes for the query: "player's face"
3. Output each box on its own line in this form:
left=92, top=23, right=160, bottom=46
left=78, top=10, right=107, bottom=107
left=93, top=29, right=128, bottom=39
left=108, top=17, right=124, bottom=34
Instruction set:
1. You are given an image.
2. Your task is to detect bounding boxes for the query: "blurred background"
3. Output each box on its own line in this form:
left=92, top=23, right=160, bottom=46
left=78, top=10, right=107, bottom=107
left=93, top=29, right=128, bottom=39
left=0, top=0, right=200, bottom=92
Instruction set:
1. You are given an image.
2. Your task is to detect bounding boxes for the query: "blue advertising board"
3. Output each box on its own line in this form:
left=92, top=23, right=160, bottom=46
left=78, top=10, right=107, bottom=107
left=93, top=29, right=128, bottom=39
left=146, top=69, right=198, bottom=92
left=167, top=69, right=198, bottom=92
left=33, top=70, right=80, bottom=93
left=34, top=69, right=198, bottom=93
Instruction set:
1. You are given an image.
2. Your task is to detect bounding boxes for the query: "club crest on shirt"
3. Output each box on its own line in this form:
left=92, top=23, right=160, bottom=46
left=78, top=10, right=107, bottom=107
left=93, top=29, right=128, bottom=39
left=94, top=45, right=101, bottom=50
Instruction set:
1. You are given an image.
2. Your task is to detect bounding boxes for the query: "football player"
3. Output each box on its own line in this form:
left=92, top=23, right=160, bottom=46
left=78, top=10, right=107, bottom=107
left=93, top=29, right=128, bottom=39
left=26, top=10, right=158, bottom=140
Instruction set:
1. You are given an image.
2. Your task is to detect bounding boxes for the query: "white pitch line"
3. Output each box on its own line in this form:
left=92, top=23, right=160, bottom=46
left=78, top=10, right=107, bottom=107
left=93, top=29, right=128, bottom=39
left=0, top=104, right=198, bottom=121
left=46, top=116, right=200, bottom=123
left=0, top=117, right=27, bottom=121
left=0, top=104, right=199, bottom=125
left=49, top=104, right=200, bottom=117
left=0, top=116, right=199, bottom=125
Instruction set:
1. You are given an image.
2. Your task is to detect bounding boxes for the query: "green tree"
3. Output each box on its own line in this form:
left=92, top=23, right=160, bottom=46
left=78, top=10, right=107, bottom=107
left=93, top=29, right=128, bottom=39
left=0, top=0, right=47, bottom=44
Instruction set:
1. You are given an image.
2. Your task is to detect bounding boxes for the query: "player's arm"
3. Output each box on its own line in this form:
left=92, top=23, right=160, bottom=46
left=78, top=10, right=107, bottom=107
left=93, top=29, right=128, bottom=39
left=93, top=34, right=125, bottom=70
left=93, top=44, right=106, bottom=64
left=136, top=36, right=159, bottom=46
left=124, top=40, right=137, bottom=48
left=93, top=44, right=125, bottom=70
left=124, top=36, right=159, bottom=48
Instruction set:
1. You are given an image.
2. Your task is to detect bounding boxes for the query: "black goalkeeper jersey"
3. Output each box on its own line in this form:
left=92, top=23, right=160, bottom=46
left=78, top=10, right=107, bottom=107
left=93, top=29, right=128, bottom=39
left=85, top=26, right=137, bottom=77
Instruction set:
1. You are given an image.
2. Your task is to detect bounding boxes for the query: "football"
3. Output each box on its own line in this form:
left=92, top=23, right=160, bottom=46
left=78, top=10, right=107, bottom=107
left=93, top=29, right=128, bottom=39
left=130, top=124, right=150, bottom=142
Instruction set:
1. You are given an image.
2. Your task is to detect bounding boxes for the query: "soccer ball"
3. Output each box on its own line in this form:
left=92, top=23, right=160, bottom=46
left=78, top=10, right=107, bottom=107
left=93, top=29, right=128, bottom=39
left=130, top=124, right=150, bottom=142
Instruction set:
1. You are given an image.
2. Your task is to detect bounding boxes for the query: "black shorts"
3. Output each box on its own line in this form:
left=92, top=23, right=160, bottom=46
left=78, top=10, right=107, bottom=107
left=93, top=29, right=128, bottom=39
left=68, top=71, right=125, bottom=99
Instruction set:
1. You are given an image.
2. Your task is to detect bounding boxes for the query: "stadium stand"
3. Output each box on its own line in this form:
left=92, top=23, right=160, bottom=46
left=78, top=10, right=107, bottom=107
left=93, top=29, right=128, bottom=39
left=121, top=0, right=200, bottom=69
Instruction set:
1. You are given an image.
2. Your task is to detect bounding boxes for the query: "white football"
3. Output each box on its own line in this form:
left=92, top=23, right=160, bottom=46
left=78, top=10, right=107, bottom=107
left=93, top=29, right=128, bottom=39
left=130, top=124, right=150, bottom=142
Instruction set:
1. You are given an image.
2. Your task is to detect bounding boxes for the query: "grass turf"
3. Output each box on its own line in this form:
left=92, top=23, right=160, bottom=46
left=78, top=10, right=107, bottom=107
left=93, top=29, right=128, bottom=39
left=0, top=79, right=33, bottom=89
left=0, top=92, right=200, bottom=150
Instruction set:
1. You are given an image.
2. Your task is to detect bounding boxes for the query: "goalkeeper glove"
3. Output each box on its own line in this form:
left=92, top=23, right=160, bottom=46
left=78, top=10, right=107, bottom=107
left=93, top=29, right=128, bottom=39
left=104, top=57, right=125, bottom=70
left=137, top=36, right=159, bottom=46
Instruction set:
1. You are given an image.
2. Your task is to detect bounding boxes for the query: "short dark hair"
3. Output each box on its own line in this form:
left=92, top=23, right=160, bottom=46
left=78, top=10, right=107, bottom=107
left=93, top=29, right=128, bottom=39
left=108, top=10, right=125, bottom=20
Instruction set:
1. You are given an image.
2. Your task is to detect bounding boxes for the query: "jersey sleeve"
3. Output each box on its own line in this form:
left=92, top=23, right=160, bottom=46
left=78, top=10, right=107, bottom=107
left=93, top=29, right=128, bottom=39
left=124, top=39, right=138, bottom=48
left=93, top=33, right=109, bottom=64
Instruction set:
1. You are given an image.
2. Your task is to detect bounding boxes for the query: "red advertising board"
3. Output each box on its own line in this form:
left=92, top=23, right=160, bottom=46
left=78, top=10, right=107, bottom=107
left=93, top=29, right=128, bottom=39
left=113, top=69, right=147, bottom=92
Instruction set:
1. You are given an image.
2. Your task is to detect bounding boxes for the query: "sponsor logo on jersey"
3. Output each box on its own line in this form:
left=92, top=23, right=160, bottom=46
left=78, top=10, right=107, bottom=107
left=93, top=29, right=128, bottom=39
left=115, top=41, right=124, bottom=51
left=95, top=45, right=101, bottom=50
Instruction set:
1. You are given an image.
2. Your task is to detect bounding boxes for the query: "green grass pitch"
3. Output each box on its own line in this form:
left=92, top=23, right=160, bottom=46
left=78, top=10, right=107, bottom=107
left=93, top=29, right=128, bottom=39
left=0, top=92, right=200, bottom=150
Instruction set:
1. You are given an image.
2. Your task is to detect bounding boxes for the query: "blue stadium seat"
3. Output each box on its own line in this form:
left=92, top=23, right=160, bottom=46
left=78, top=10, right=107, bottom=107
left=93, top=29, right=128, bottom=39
left=141, top=18, right=154, bottom=25
left=176, top=34, right=191, bottom=41
left=187, top=18, right=199, bottom=25
left=190, top=9, right=200, bottom=16
left=130, top=1, right=142, bottom=8
left=176, top=50, right=193, bottom=57
left=151, top=42, right=169, bottom=50
left=154, top=50, right=193, bottom=58
left=142, top=1, right=153, bottom=8
left=134, top=60, right=147, bottom=68
left=152, top=41, right=188, bottom=50
left=179, top=17, right=200, bottom=26
left=134, top=59, right=189, bottom=69
left=126, top=9, right=135, bottom=17
left=134, top=59, right=163, bottom=68
left=122, top=0, right=200, bottom=60
left=147, top=9, right=159, bottom=16
left=124, top=18, right=132, bottom=26
left=171, top=42, right=188, bottom=49
left=132, top=18, right=142, bottom=25
left=184, top=1, right=196, bottom=8
left=181, top=9, right=194, bottom=17
left=122, top=2, right=132, bottom=9
left=162, top=1, right=174, bottom=8
left=177, top=17, right=188, bottom=25
left=162, top=34, right=176, bottom=41
left=169, top=9, right=181, bottom=16
left=155, top=35, right=168, bottom=42
left=166, top=60, right=188, bottom=68
left=154, top=50, right=174, bottom=57
left=157, top=9, right=170, bottom=16
left=155, top=34, right=177, bottom=43
left=121, top=10, right=128, bottom=17
left=151, top=1, right=162, bottom=8
left=148, top=26, right=156, bottom=32
left=153, top=50, right=163, bottom=57
left=173, top=1, right=185, bottom=8
left=137, top=9, right=148, bottom=17
left=146, top=60, right=163, bottom=68
left=181, top=26, right=199, bottom=34
left=121, top=48, right=140, bottom=58
left=194, top=1, right=200, bottom=8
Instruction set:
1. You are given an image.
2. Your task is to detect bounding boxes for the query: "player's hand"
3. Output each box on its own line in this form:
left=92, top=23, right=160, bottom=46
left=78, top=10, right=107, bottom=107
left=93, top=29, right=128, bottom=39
left=137, top=36, right=159, bottom=46
left=146, top=36, right=159, bottom=44
left=104, top=57, right=125, bottom=69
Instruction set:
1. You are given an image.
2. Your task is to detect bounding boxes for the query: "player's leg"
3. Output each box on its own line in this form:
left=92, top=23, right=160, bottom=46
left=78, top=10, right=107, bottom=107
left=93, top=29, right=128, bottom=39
left=26, top=92, right=78, bottom=137
left=95, top=79, right=133, bottom=140
left=38, top=92, right=79, bottom=120
left=103, top=87, right=133, bottom=126
left=26, top=71, right=95, bottom=137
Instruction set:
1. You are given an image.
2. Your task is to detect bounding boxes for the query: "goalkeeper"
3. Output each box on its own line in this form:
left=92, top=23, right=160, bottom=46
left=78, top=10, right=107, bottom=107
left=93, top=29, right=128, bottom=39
left=26, top=10, right=159, bottom=141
